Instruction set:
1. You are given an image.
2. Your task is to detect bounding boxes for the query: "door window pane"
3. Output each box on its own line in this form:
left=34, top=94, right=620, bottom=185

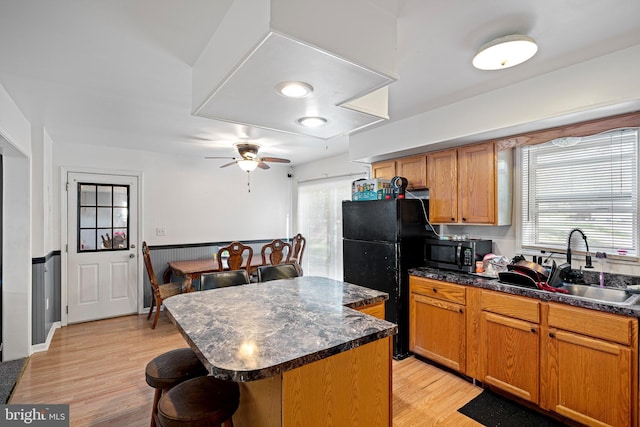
left=78, top=183, right=130, bottom=252
left=80, top=207, right=96, bottom=228
left=97, top=185, right=112, bottom=206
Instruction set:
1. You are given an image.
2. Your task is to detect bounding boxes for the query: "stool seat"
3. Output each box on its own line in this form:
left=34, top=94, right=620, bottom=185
left=146, top=348, right=209, bottom=427
left=145, top=348, right=208, bottom=389
left=157, top=376, right=240, bottom=427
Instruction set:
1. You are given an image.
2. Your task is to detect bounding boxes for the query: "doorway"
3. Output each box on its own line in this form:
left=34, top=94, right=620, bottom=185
left=65, top=172, right=139, bottom=324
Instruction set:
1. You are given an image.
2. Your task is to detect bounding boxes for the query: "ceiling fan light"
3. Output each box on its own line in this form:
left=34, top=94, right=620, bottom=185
left=472, top=34, right=538, bottom=70
left=275, top=81, right=314, bottom=98
left=237, top=159, right=259, bottom=172
left=298, top=116, right=327, bottom=128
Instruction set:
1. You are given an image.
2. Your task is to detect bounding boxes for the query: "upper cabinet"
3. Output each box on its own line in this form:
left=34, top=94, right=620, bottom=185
left=372, top=154, right=427, bottom=190
left=427, top=141, right=512, bottom=225
left=371, top=159, right=396, bottom=181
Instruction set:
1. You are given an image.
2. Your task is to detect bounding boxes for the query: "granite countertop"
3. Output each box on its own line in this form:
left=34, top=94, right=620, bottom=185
left=410, top=267, right=640, bottom=317
left=163, top=276, right=397, bottom=382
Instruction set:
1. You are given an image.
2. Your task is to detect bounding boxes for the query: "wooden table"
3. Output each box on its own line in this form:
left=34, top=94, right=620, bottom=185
left=163, top=254, right=265, bottom=291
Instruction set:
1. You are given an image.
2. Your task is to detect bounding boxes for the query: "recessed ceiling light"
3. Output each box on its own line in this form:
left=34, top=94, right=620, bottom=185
left=275, top=81, right=314, bottom=98
left=298, top=116, right=327, bottom=128
left=472, top=34, right=538, bottom=70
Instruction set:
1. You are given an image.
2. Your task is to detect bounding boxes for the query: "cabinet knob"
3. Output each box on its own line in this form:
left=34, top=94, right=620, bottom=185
left=432, top=288, right=438, bottom=293
left=459, top=308, right=463, bottom=314
left=451, top=217, right=455, bottom=221
left=530, top=328, right=536, bottom=333
left=462, top=217, right=467, bottom=222
left=548, top=332, right=555, bottom=338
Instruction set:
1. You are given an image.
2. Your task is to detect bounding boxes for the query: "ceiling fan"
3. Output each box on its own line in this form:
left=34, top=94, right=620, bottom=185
left=205, top=143, right=291, bottom=172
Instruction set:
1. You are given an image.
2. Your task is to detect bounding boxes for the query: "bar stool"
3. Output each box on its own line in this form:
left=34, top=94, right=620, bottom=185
left=156, top=376, right=240, bottom=427
left=145, top=348, right=209, bottom=427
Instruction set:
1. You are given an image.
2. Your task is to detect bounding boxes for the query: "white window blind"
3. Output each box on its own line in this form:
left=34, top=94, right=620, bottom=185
left=520, top=128, right=638, bottom=257
left=297, top=177, right=353, bottom=280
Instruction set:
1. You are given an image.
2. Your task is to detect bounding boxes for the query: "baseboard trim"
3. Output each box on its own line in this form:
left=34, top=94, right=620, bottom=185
left=31, top=322, right=61, bottom=354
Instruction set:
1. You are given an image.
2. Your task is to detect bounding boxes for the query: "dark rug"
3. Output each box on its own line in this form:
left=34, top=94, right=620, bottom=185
left=458, top=390, right=567, bottom=426
left=0, top=357, right=28, bottom=403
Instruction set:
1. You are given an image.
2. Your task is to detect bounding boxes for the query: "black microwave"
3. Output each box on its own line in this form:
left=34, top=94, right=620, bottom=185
left=424, top=238, right=493, bottom=273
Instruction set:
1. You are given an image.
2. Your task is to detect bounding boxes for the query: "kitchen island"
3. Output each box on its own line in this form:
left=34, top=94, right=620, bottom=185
left=163, top=276, right=396, bottom=427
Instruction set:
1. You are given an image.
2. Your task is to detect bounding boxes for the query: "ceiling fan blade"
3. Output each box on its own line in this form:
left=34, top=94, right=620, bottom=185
left=220, top=161, right=239, bottom=168
left=205, top=156, right=235, bottom=159
left=257, top=162, right=270, bottom=170
left=260, top=157, right=291, bottom=164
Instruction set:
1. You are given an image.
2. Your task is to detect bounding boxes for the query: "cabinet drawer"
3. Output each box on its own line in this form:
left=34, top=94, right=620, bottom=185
left=548, top=303, right=636, bottom=346
left=356, top=302, right=385, bottom=320
left=481, top=290, right=540, bottom=323
left=410, top=276, right=466, bottom=305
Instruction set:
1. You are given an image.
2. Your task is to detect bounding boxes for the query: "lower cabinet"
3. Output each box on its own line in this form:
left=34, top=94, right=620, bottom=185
left=542, top=303, right=638, bottom=427
left=409, top=276, right=466, bottom=372
left=480, top=291, right=540, bottom=404
left=409, top=275, right=639, bottom=427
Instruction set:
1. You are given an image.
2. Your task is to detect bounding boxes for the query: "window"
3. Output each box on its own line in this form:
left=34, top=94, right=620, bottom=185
left=297, top=177, right=353, bottom=280
left=78, top=183, right=129, bottom=251
left=520, top=128, right=638, bottom=257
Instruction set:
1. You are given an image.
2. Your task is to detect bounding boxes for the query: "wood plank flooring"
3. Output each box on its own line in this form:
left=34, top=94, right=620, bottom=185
left=10, top=314, right=484, bottom=426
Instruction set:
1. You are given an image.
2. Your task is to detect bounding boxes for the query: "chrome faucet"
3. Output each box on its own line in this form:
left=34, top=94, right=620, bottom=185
left=566, top=228, right=594, bottom=270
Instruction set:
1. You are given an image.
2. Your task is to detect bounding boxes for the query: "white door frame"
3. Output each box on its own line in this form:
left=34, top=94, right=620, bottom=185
left=60, top=167, right=144, bottom=326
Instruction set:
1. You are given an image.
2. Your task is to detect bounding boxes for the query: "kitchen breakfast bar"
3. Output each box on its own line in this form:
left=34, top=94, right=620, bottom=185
left=163, top=276, right=397, bottom=427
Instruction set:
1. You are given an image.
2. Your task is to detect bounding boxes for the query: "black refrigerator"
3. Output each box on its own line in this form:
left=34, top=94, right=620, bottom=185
left=342, top=198, right=434, bottom=359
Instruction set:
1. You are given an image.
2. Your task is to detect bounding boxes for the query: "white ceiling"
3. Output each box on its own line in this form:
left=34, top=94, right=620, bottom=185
left=1, top=0, right=639, bottom=166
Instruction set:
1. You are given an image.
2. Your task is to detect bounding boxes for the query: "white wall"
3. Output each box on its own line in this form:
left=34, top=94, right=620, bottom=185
left=30, top=127, right=54, bottom=256
left=53, top=142, right=293, bottom=247
left=350, top=44, right=640, bottom=162
left=0, top=82, right=32, bottom=361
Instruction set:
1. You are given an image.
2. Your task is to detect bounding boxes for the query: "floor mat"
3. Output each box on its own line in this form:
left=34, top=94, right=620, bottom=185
left=458, top=390, right=567, bottom=427
left=0, top=358, right=28, bottom=403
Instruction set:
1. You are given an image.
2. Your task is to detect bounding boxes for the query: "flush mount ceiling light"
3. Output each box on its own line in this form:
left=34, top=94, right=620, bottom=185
left=237, top=159, right=259, bottom=172
left=472, top=34, right=538, bottom=70
left=275, top=81, right=314, bottom=98
left=298, top=116, right=327, bottom=128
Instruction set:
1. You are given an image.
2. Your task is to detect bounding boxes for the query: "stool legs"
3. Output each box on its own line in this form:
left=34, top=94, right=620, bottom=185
left=150, top=388, right=163, bottom=427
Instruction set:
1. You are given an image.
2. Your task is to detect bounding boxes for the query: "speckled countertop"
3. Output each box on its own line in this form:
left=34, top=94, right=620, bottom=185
left=409, top=267, right=640, bottom=317
left=163, top=276, right=397, bottom=382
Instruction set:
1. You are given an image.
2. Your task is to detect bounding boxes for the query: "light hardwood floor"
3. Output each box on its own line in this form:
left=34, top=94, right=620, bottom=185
left=11, top=314, right=484, bottom=426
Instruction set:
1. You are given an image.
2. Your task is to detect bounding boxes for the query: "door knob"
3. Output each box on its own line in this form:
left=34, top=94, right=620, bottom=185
left=130, top=244, right=136, bottom=248
left=129, top=254, right=135, bottom=258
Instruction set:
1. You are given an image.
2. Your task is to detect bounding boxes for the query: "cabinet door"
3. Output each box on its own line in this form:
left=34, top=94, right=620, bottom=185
left=409, top=292, right=465, bottom=372
left=458, top=142, right=495, bottom=224
left=397, top=155, right=427, bottom=189
left=481, top=312, right=540, bottom=404
left=426, top=149, right=457, bottom=223
left=546, top=328, right=632, bottom=427
left=372, top=160, right=396, bottom=180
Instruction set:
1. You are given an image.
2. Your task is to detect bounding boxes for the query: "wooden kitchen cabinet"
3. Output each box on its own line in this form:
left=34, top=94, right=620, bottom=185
left=427, top=141, right=512, bottom=225
left=409, top=276, right=466, bottom=372
left=372, top=154, right=427, bottom=189
left=426, top=149, right=457, bottom=222
left=371, top=159, right=396, bottom=180
left=543, top=303, right=638, bottom=427
left=397, top=155, right=427, bottom=189
left=480, top=291, right=541, bottom=404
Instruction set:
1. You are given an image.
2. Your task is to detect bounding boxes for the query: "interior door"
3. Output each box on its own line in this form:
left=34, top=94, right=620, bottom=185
left=67, top=172, right=138, bottom=323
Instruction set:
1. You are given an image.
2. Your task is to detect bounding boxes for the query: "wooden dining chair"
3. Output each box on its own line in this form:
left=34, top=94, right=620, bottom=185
left=216, top=241, right=253, bottom=273
left=143, top=241, right=183, bottom=329
left=257, top=263, right=300, bottom=282
left=260, top=239, right=292, bottom=266
left=290, top=233, right=306, bottom=265
left=201, top=270, right=250, bottom=290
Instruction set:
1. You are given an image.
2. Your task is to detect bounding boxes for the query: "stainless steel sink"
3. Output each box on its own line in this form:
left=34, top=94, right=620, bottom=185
left=558, top=284, right=640, bottom=305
